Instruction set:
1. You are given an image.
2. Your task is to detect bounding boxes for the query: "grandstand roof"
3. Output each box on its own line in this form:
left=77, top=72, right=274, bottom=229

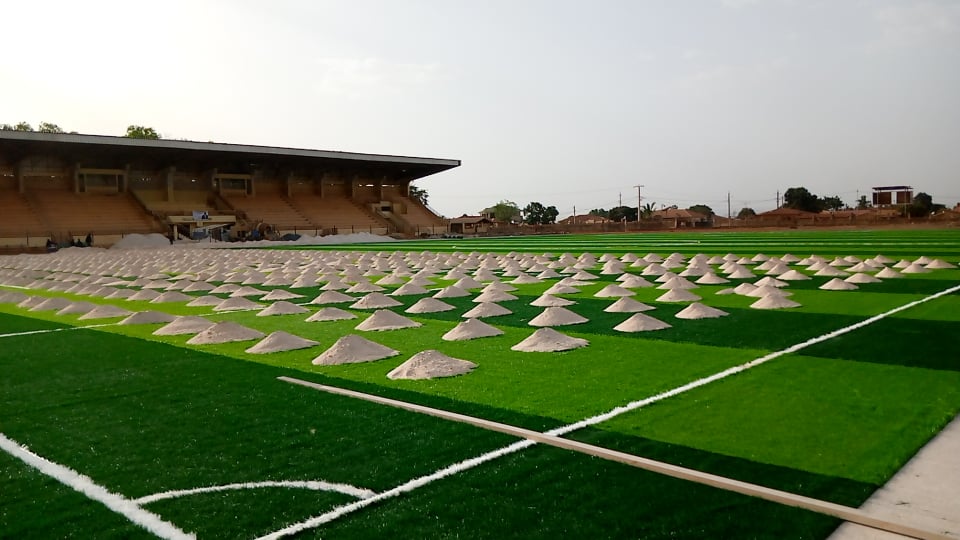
left=0, top=131, right=459, bottom=180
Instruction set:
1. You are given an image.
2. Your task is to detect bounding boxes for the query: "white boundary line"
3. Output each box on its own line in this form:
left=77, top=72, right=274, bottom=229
left=134, top=480, right=375, bottom=505
left=260, top=282, right=960, bottom=539
left=0, top=433, right=195, bottom=540
left=0, top=323, right=119, bottom=339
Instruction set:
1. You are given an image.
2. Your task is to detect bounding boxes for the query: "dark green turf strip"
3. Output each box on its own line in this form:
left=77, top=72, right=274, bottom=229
left=0, top=452, right=151, bottom=539
left=319, top=444, right=844, bottom=540
left=0, top=312, right=68, bottom=334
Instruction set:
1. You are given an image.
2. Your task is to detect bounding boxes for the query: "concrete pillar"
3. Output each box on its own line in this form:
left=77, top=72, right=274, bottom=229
left=16, top=159, right=25, bottom=193
left=73, top=163, right=81, bottom=193
left=122, top=164, right=130, bottom=193
left=286, top=171, right=295, bottom=198
left=165, top=166, right=176, bottom=201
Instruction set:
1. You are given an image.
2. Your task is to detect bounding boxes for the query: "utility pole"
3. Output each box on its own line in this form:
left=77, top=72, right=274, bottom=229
left=776, top=190, right=780, bottom=209
left=634, top=184, right=644, bottom=222
left=619, top=192, right=622, bottom=208
left=573, top=205, right=576, bottom=225
left=727, top=192, right=731, bottom=225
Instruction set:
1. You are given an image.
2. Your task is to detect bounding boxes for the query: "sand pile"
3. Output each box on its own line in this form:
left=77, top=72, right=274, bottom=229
left=346, top=281, right=384, bottom=293
left=594, top=284, right=635, bottom=298
left=210, top=284, right=240, bottom=294
left=387, top=350, right=477, bottom=380
left=150, top=291, right=194, bottom=303
left=187, top=295, right=225, bottom=307
left=442, top=318, right=504, bottom=341
left=820, top=278, right=858, bottom=291
left=119, top=310, right=178, bottom=325
left=725, top=267, right=756, bottom=279
left=619, top=275, right=654, bottom=288
left=261, top=289, right=304, bottom=301
left=257, top=301, right=309, bottom=316
left=186, top=322, right=265, bottom=345
left=56, top=301, right=98, bottom=315
left=229, top=286, right=266, bottom=298
left=815, top=266, right=849, bottom=277
left=777, top=269, right=810, bottom=281
left=390, top=283, right=430, bottom=296
left=753, top=277, right=788, bottom=288
left=604, top=297, right=654, bottom=313
left=695, top=273, right=729, bottom=285
left=29, top=297, right=72, bottom=312
left=543, top=283, right=580, bottom=295
left=0, top=291, right=29, bottom=304
left=528, top=306, right=589, bottom=327
left=530, top=294, right=576, bottom=307
left=127, top=290, right=161, bottom=301
left=245, top=331, right=318, bottom=354
left=106, top=289, right=136, bottom=299
left=845, top=273, right=881, bottom=284
left=732, top=283, right=758, bottom=295
left=433, top=286, right=470, bottom=299
left=309, top=291, right=356, bottom=304
left=453, top=276, right=483, bottom=290
left=510, top=273, right=542, bottom=284
left=312, top=334, right=399, bottom=365
left=462, top=302, right=512, bottom=318
left=355, top=309, right=422, bottom=331
left=473, top=289, right=518, bottom=303
left=511, top=327, right=588, bottom=352
left=675, top=303, right=728, bottom=319
left=901, top=263, right=931, bottom=274
left=875, top=267, right=903, bottom=279
left=750, top=296, right=801, bottom=309
left=655, top=289, right=701, bottom=302
left=213, top=297, right=263, bottom=311
left=405, top=298, right=456, bottom=314
left=350, top=293, right=402, bottom=309
left=153, top=316, right=215, bottom=335
left=746, top=285, right=792, bottom=298
left=613, top=313, right=672, bottom=332
left=926, top=259, right=957, bottom=269
left=78, top=305, right=134, bottom=320
left=305, top=307, right=357, bottom=322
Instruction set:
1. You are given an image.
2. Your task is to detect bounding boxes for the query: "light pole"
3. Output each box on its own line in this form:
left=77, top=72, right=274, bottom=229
left=634, top=184, right=644, bottom=223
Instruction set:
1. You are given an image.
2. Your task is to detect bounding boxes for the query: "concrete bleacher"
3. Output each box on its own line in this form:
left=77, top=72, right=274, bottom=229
left=286, top=194, right=390, bottom=233
left=388, top=195, right=447, bottom=233
left=224, top=193, right=315, bottom=230
left=26, top=191, right=159, bottom=239
left=0, top=191, right=48, bottom=243
left=135, top=189, right=217, bottom=216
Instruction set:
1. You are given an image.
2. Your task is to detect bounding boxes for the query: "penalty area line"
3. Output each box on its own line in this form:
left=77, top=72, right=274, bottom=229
left=0, top=322, right=119, bottom=339
left=265, top=282, right=960, bottom=540
left=0, top=433, right=194, bottom=540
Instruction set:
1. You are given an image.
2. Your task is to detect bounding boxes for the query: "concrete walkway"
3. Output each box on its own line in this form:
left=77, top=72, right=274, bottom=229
left=830, top=413, right=960, bottom=539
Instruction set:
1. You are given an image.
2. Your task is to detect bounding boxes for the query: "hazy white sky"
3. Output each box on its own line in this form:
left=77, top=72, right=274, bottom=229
left=3, top=0, right=958, bottom=217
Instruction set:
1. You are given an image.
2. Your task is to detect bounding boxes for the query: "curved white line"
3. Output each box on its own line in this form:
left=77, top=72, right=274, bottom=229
left=134, top=480, right=375, bottom=505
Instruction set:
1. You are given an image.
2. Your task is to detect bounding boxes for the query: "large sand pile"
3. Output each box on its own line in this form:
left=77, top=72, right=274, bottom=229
left=29, top=297, right=72, bottom=312
left=257, top=301, right=309, bottom=316
left=405, top=298, right=456, bottom=314
left=655, top=289, right=702, bottom=302
left=56, top=301, right=97, bottom=315
left=390, top=283, right=430, bottom=296
left=305, top=307, right=357, bottom=322
left=530, top=294, right=576, bottom=307
left=355, top=309, right=422, bottom=331
left=153, top=316, right=215, bottom=335
left=387, top=350, right=477, bottom=380
left=845, top=273, right=881, bottom=284
left=350, top=293, right=402, bottom=309
left=212, top=297, right=263, bottom=311
left=127, top=289, right=161, bottom=301
left=186, top=295, right=225, bottom=307
left=119, top=310, right=177, bottom=325
left=512, top=327, right=588, bottom=352
left=309, top=291, right=356, bottom=304
left=613, top=313, right=672, bottom=332
left=528, top=306, right=589, bottom=327
left=433, top=285, right=471, bottom=299
left=78, top=305, right=134, bottom=320
left=604, top=297, right=655, bottom=313
left=442, top=318, right=504, bottom=341
left=261, top=289, right=305, bottom=301
left=594, top=284, right=635, bottom=298
left=820, top=278, right=858, bottom=291
left=245, top=331, right=318, bottom=354
left=312, top=334, right=399, bottom=365
left=0, top=291, right=28, bottom=304
left=875, top=267, right=903, bottom=279
left=750, top=295, right=801, bottom=309
left=695, top=273, right=729, bottom=285
left=462, top=302, right=512, bottom=318
left=150, top=291, right=194, bottom=303
left=186, top=322, right=265, bottom=345
left=675, top=303, right=728, bottom=319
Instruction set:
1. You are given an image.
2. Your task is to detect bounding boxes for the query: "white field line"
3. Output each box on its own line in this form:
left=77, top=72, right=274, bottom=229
left=0, top=433, right=195, bottom=540
left=134, top=480, right=375, bottom=505
left=0, top=323, right=119, bottom=339
left=260, top=282, right=960, bottom=540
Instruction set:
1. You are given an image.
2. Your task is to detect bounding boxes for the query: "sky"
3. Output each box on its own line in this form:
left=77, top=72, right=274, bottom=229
left=2, top=0, right=959, bottom=218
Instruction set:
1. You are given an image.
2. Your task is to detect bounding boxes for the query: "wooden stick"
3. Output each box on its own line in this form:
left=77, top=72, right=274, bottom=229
left=278, top=376, right=950, bottom=540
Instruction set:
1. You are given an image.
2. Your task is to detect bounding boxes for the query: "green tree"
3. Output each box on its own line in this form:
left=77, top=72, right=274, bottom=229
left=737, top=207, right=756, bottom=219
left=588, top=208, right=609, bottom=218
left=821, top=195, right=845, bottom=211
left=608, top=205, right=638, bottom=222
left=688, top=204, right=714, bottom=216
left=488, top=200, right=520, bottom=223
left=125, top=125, right=160, bottom=139
left=640, top=202, right=656, bottom=220
left=37, top=122, right=64, bottom=133
left=907, top=192, right=934, bottom=217
left=0, top=124, right=13, bottom=131
left=523, top=202, right=558, bottom=225
left=783, top=187, right=823, bottom=213
left=408, top=185, right=429, bottom=206
left=13, top=122, right=32, bottom=131
left=856, top=195, right=871, bottom=209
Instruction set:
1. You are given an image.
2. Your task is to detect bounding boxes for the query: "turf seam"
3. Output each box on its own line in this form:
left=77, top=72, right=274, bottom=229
left=261, top=281, right=960, bottom=539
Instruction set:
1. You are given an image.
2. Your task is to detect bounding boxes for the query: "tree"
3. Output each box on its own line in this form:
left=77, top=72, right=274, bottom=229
left=37, top=122, right=64, bottom=133
left=13, top=122, right=32, bottom=132
left=856, top=195, right=871, bottom=210
left=523, top=202, right=558, bottom=225
left=907, top=192, right=934, bottom=217
left=408, top=185, right=429, bottom=206
left=688, top=204, right=714, bottom=216
left=0, top=124, right=13, bottom=131
left=783, top=187, right=823, bottom=213
left=737, top=207, right=756, bottom=219
left=640, top=202, right=656, bottom=220
left=588, top=208, right=609, bottom=218
left=608, top=205, right=638, bottom=222
left=821, top=195, right=844, bottom=211
left=125, top=125, right=160, bottom=139
left=488, top=200, right=520, bottom=223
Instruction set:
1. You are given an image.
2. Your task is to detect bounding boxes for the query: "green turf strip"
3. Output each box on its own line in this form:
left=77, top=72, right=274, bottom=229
left=0, top=452, right=151, bottom=539
left=598, top=354, right=960, bottom=484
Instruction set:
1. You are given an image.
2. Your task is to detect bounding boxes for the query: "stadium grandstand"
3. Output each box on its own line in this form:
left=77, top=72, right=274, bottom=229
left=0, top=131, right=458, bottom=250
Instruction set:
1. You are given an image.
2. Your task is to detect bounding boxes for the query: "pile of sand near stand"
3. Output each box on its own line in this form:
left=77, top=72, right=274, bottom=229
left=186, top=322, right=265, bottom=345
left=309, top=290, right=356, bottom=304
left=675, top=303, right=728, bottom=319
left=473, top=289, right=518, bottom=303
left=593, top=284, right=635, bottom=298
left=750, top=296, right=801, bottom=309
left=528, top=306, right=589, bottom=327
left=257, top=301, right=309, bottom=316
left=820, top=278, right=858, bottom=291
left=462, top=302, right=512, bottom=318
left=613, top=313, right=672, bottom=332
left=0, top=291, right=28, bottom=304
left=312, top=334, right=399, bottom=365
left=433, top=285, right=471, bottom=299
left=245, top=331, right=318, bottom=354
left=387, top=350, right=477, bottom=380
left=187, top=295, right=225, bottom=307
left=390, top=282, right=430, bottom=296
left=355, top=309, right=422, bottom=331
left=119, top=310, right=178, bottom=325
left=874, top=267, right=903, bottom=279
left=530, top=294, right=576, bottom=307
left=442, top=318, right=504, bottom=341
left=619, top=274, right=654, bottom=288
left=213, top=297, right=263, bottom=312
left=405, top=298, right=456, bottom=314
left=78, top=305, right=134, bottom=320
left=261, top=289, right=305, bottom=301
left=56, top=301, right=98, bottom=315
left=604, top=297, right=655, bottom=313
left=543, top=283, right=581, bottom=295
left=150, top=291, right=194, bottom=303
left=695, top=273, right=729, bottom=285
left=777, top=269, right=811, bottom=281
left=304, top=306, right=356, bottom=322
left=153, top=316, right=215, bottom=335
left=655, top=289, right=702, bottom=303
left=350, top=293, right=402, bottom=309
left=845, top=273, right=882, bottom=284
left=511, top=328, right=588, bottom=352
left=127, top=289, right=161, bottom=301
left=29, top=297, right=72, bottom=312
left=926, top=259, right=957, bottom=269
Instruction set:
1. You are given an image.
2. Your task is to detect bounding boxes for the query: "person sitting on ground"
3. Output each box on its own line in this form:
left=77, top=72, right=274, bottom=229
left=85, top=233, right=93, bottom=247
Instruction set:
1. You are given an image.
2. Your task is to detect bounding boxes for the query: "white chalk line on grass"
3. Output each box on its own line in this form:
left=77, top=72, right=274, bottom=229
left=0, top=433, right=195, bottom=540
left=134, top=480, right=375, bottom=505
left=0, top=322, right=119, bottom=339
left=260, top=282, right=960, bottom=540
